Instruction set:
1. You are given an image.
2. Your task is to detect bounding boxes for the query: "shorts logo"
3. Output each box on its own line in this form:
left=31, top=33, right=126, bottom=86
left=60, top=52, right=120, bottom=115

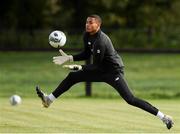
left=115, top=77, right=119, bottom=81
left=97, top=49, right=100, bottom=53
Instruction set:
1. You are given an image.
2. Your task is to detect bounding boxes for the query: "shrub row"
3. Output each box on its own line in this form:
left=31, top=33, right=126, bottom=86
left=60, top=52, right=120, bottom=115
left=0, top=28, right=179, bottom=50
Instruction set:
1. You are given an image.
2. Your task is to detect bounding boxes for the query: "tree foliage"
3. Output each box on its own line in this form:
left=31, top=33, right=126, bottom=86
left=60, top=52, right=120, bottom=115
left=0, top=0, right=179, bottom=30
left=0, top=0, right=180, bottom=50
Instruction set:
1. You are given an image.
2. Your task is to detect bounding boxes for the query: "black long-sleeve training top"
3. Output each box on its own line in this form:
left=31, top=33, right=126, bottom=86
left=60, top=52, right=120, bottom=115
left=73, top=30, right=124, bottom=73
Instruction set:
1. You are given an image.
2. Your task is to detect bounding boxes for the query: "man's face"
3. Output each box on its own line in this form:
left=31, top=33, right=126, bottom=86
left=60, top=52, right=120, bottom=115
left=85, top=17, right=100, bottom=34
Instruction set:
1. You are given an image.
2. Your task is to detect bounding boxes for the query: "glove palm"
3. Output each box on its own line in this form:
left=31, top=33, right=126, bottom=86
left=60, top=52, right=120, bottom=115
left=53, top=49, right=73, bottom=65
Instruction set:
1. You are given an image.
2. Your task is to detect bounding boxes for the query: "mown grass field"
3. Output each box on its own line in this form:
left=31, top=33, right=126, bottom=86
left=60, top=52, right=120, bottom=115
left=0, top=51, right=180, bottom=98
left=1, top=98, right=180, bottom=133
left=0, top=51, right=180, bottom=133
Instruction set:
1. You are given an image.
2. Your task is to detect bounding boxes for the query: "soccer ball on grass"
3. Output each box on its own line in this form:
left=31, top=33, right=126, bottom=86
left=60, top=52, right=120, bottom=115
left=49, top=30, right=66, bottom=48
left=10, top=95, right=22, bottom=106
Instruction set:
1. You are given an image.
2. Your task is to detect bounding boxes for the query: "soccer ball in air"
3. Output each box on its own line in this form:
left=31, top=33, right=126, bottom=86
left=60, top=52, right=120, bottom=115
left=10, top=95, right=22, bottom=106
left=49, top=30, right=66, bottom=48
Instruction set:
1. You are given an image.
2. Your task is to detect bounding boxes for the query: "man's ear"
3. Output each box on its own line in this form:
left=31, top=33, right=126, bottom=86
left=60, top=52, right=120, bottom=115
left=96, top=21, right=101, bottom=28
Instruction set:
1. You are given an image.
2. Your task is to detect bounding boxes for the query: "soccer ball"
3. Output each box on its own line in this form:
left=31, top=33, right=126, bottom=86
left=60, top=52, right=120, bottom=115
left=49, top=30, right=66, bottom=48
left=10, top=95, right=22, bottom=106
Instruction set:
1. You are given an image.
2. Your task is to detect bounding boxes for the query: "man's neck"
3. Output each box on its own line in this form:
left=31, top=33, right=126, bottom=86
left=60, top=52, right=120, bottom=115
left=89, top=28, right=100, bottom=35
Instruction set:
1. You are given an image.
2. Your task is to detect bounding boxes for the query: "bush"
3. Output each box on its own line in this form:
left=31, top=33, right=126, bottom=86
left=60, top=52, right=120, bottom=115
left=0, top=28, right=180, bottom=50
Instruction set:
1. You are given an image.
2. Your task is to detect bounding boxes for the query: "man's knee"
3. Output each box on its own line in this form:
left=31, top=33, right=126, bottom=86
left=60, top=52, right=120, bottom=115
left=125, top=96, right=136, bottom=106
left=66, top=72, right=77, bottom=81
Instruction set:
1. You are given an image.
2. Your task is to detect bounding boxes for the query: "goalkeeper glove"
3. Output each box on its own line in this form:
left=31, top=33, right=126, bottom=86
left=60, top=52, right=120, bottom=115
left=53, top=49, right=73, bottom=65
left=63, top=64, right=82, bottom=71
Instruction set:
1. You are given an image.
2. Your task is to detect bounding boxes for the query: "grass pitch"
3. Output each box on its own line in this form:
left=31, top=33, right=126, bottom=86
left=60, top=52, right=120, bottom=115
left=0, top=98, right=180, bottom=133
left=0, top=52, right=180, bottom=133
left=0, top=52, right=180, bottom=99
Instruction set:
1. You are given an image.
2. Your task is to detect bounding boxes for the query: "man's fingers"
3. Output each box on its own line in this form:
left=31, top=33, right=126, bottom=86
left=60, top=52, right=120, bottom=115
left=53, top=61, right=63, bottom=65
left=63, top=65, right=76, bottom=69
left=53, top=56, right=60, bottom=60
left=53, top=56, right=69, bottom=65
left=59, top=49, right=67, bottom=56
left=62, top=64, right=82, bottom=70
left=53, top=58, right=61, bottom=62
left=53, top=58, right=60, bottom=62
left=63, top=65, right=74, bottom=69
left=62, top=65, right=69, bottom=68
left=53, top=58, right=67, bottom=65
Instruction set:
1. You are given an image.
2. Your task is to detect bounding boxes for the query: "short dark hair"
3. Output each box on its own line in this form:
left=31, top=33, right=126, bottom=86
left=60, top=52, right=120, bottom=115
left=88, top=14, right=102, bottom=24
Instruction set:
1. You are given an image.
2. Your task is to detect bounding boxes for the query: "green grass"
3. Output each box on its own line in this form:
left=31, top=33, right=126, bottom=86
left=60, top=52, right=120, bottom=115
left=0, top=98, right=180, bottom=133
left=0, top=51, right=180, bottom=99
left=0, top=52, right=180, bottom=133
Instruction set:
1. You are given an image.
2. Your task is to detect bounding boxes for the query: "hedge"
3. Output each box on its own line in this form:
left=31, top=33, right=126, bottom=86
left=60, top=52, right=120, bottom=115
left=0, top=28, right=179, bottom=50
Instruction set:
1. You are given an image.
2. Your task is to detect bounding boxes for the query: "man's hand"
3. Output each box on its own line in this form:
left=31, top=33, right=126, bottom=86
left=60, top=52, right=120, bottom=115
left=53, top=49, right=73, bottom=65
left=63, top=64, right=82, bottom=71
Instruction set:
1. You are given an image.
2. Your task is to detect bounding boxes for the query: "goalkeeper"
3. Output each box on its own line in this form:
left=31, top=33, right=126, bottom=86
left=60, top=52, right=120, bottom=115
left=36, top=14, right=173, bottom=129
